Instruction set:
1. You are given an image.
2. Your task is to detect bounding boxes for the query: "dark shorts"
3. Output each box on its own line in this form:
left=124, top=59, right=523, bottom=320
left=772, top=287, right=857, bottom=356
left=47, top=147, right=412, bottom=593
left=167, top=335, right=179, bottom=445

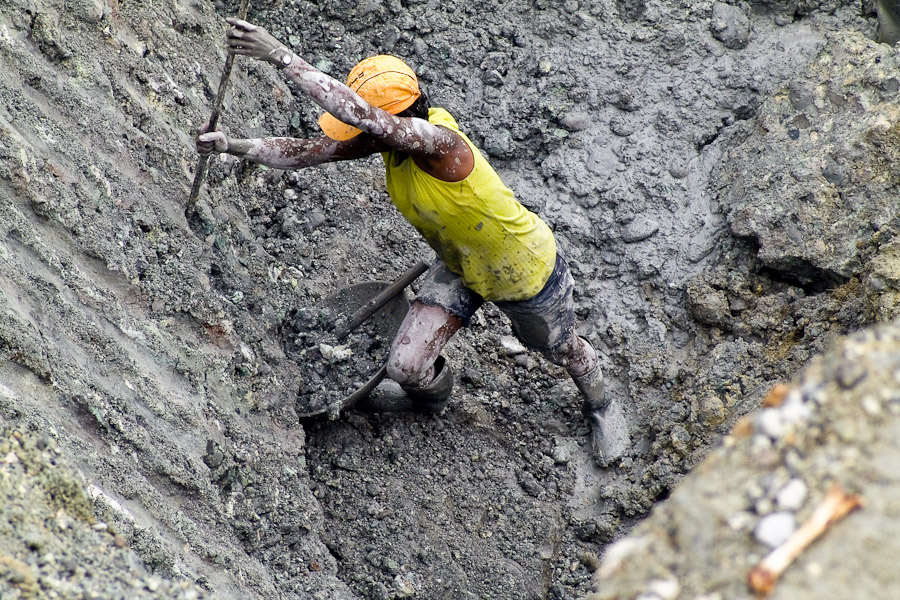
left=415, top=255, right=577, bottom=352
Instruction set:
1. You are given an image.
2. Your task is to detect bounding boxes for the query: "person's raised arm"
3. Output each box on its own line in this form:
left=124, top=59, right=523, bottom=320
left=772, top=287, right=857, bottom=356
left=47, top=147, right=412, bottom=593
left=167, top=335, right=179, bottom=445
left=222, top=18, right=472, bottom=181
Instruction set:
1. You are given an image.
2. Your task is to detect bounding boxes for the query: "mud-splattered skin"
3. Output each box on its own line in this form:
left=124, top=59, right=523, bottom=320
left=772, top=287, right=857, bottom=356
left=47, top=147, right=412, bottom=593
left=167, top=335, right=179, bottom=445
left=197, top=18, right=474, bottom=183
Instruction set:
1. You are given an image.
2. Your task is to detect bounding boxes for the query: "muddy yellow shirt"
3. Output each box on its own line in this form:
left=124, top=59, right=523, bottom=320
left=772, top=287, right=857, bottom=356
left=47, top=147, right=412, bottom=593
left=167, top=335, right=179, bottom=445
left=381, top=108, right=556, bottom=302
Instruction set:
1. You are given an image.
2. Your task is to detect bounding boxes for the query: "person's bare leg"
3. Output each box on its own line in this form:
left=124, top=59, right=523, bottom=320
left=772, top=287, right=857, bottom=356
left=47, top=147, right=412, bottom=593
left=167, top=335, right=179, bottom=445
left=386, top=300, right=462, bottom=387
left=358, top=301, right=462, bottom=413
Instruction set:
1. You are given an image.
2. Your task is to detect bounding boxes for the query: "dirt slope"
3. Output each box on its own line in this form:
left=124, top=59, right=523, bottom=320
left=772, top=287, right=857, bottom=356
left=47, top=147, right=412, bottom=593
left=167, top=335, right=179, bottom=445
left=2, top=0, right=899, bottom=599
left=589, top=319, right=900, bottom=600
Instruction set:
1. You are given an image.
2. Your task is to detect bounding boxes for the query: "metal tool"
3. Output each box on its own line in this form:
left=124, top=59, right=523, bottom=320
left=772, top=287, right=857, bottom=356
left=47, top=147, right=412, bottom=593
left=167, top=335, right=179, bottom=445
left=186, top=0, right=251, bottom=210
left=296, top=261, right=429, bottom=418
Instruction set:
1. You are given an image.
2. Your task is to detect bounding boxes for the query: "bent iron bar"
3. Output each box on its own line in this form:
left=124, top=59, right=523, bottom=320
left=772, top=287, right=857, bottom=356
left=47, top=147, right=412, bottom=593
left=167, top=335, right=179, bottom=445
left=186, top=0, right=252, bottom=210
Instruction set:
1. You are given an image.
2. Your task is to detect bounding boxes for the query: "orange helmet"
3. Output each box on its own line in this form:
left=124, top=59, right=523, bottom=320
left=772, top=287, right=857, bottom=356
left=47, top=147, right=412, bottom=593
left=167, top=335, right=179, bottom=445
left=318, top=55, right=421, bottom=141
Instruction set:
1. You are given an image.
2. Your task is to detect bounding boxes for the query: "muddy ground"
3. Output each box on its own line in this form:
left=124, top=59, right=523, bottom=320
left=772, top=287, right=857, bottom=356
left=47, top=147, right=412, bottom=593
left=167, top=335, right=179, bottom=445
left=2, top=0, right=900, bottom=598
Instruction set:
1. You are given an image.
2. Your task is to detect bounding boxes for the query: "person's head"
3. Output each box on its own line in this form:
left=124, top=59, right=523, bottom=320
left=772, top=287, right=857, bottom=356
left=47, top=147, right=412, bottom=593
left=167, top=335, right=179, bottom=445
left=318, top=55, right=430, bottom=141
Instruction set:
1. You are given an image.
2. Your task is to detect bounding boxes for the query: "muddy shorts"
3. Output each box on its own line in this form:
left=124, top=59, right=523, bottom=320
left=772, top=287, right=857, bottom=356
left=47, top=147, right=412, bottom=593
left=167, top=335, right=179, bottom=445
left=415, top=254, right=577, bottom=351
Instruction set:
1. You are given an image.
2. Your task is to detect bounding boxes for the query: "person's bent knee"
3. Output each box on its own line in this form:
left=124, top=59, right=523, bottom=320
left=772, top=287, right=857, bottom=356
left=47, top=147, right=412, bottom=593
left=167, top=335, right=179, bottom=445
left=386, top=352, right=433, bottom=388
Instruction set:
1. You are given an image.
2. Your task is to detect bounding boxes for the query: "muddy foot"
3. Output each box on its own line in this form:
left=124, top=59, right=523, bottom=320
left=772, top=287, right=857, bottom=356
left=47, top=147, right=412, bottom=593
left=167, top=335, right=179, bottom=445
left=588, top=398, right=631, bottom=468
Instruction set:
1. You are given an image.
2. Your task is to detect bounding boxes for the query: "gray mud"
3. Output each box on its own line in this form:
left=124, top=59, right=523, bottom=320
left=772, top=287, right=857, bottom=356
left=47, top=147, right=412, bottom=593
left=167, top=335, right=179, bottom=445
left=286, top=304, right=388, bottom=419
left=2, top=0, right=900, bottom=598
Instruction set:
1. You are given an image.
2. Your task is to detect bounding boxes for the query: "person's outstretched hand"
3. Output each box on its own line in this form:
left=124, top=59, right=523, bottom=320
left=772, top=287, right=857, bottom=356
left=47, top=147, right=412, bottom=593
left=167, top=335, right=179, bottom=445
left=195, top=123, right=229, bottom=155
left=224, top=18, right=291, bottom=67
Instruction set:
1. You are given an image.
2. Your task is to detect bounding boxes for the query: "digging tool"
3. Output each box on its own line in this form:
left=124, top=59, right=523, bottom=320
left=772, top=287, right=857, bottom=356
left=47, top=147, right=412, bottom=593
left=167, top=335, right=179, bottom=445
left=186, top=0, right=251, bottom=210
left=296, top=261, right=429, bottom=419
left=332, top=260, right=428, bottom=341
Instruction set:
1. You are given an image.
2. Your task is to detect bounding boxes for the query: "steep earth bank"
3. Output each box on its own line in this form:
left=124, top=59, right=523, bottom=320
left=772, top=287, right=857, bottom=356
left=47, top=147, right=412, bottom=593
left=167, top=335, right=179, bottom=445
left=589, top=318, right=900, bottom=600
left=1, top=0, right=899, bottom=598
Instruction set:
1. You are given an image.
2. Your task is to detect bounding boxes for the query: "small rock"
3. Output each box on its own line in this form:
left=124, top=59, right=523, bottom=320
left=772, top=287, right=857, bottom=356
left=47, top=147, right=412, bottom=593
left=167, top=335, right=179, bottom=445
left=382, top=557, right=401, bottom=575
left=203, top=441, right=225, bottom=469
left=500, top=336, right=527, bottom=356
left=647, top=577, right=681, bottom=600
left=306, top=209, right=327, bottom=231
left=483, top=129, right=512, bottom=157
left=609, top=114, right=637, bottom=137
left=754, top=408, right=785, bottom=439
left=483, top=69, right=504, bottom=87
left=514, top=354, right=537, bottom=370
left=70, top=0, right=105, bottom=23
left=579, top=551, right=600, bottom=570
left=710, top=2, right=751, bottom=50
left=561, top=112, right=592, bottom=132
left=551, top=444, right=571, bottom=464
left=621, top=218, right=659, bottom=243
left=393, top=573, right=417, bottom=597
left=775, top=479, right=808, bottom=511
left=699, top=394, right=726, bottom=427
left=861, top=395, right=882, bottom=416
left=686, top=282, right=730, bottom=327
left=519, top=472, right=543, bottom=497
left=754, top=512, right=796, bottom=548
left=319, top=343, right=353, bottom=363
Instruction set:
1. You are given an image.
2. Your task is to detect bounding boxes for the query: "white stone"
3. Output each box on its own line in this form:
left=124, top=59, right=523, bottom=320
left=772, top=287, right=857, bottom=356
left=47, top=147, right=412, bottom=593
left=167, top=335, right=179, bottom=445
left=754, top=512, right=796, bottom=548
left=500, top=335, right=527, bottom=355
left=781, top=395, right=812, bottom=424
left=754, top=408, right=784, bottom=438
left=775, top=479, right=808, bottom=511
left=647, top=577, right=680, bottom=600
left=319, top=343, right=353, bottom=362
left=862, top=395, right=882, bottom=416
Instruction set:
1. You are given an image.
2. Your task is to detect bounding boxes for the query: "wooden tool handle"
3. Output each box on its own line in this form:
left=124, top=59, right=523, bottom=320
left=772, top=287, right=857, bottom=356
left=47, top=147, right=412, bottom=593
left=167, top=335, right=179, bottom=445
left=334, top=261, right=430, bottom=341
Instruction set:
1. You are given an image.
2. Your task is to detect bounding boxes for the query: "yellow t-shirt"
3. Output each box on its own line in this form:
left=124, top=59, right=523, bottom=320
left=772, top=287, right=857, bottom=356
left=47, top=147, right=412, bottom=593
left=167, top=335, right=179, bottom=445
left=381, top=108, right=556, bottom=302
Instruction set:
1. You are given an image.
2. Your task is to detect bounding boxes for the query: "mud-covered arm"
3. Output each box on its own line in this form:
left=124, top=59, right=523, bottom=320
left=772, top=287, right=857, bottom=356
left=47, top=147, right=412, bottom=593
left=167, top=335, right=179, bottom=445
left=196, top=129, right=385, bottom=169
left=223, top=18, right=463, bottom=161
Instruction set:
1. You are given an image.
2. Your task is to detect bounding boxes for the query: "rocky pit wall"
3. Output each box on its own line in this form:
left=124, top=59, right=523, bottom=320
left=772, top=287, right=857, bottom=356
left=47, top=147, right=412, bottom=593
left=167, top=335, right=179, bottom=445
left=2, top=0, right=900, bottom=599
left=588, top=319, right=900, bottom=600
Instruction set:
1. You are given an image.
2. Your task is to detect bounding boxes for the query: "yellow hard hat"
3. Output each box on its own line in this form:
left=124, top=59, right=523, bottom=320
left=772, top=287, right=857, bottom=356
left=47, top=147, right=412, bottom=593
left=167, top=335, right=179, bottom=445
left=318, top=55, right=421, bottom=141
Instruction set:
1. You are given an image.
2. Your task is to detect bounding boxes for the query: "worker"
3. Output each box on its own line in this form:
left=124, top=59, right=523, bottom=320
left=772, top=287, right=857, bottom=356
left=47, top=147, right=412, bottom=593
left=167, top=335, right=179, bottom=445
left=195, top=18, right=629, bottom=465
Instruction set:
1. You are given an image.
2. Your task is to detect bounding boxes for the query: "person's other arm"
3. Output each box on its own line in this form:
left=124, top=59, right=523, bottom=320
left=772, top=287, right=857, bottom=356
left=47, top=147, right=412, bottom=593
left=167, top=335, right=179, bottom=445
left=195, top=128, right=384, bottom=169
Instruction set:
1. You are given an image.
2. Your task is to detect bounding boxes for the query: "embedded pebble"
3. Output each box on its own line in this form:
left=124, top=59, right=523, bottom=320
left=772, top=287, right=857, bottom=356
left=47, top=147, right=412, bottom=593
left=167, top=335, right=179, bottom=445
left=710, top=2, right=750, bottom=49
left=561, top=111, right=592, bottom=132
left=775, top=479, right=808, bottom=511
left=500, top=336, right=527, bottom=356
left=319, top=343, right=353, bottom=363
left=551, top=444, right=572, bottom=464
left=622, top=218, right=660, bottom=243
left=754, top=512, right=796, bottom=548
